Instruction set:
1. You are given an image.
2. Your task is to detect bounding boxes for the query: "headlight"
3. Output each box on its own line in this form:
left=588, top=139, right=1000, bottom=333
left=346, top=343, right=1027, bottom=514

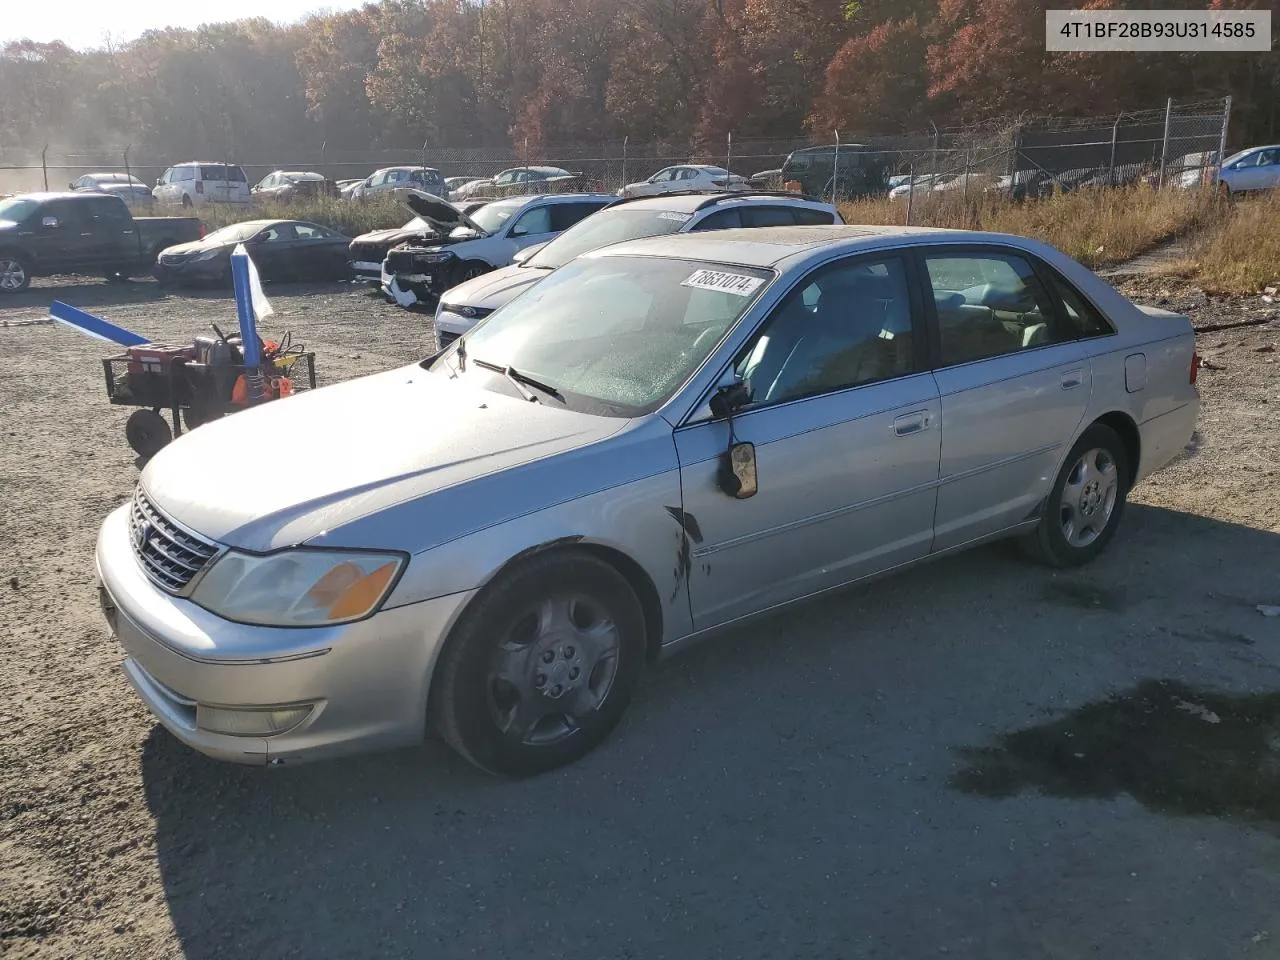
left=418, top=251, right=455, bottom=264
left=190, top=549, right=406, bottom=627
left=191, top=249, right=221, bottom=262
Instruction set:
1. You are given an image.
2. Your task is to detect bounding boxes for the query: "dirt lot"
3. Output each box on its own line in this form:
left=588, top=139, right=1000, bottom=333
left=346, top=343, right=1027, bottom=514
left=2, top=272, right=1279, bottom=960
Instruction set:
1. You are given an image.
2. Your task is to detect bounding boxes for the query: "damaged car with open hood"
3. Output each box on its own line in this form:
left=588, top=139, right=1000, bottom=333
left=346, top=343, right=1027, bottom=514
left=347, top=193, right=491, bottom=284
left=380, top=192, right=615, bottom=308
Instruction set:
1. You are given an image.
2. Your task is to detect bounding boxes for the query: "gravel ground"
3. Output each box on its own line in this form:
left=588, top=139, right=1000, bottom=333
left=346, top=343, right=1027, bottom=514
left=2, top=272, right=1279, bottom=960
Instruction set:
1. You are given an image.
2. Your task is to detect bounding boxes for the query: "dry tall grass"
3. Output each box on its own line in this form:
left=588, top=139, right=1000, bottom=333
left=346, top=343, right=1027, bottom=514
left=1160, top=192, right=1280, bottom=294
left=840, top=185, right=1223, bottom=269
left=194, top=195, right=411, bottom=237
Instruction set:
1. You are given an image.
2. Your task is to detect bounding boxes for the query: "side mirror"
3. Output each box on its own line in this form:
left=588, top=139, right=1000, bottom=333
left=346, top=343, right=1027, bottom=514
left=42, top=216, right=59, bottom=229
left=67, top=182, right=76, bottom=190
left=512, top=242, right=547, bottom=265
left=709, top=381, right=750, bottom=419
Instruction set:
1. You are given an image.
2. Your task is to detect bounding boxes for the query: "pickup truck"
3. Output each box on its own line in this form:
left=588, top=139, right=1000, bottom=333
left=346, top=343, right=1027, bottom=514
left=0, top=192, right=204, bottom=293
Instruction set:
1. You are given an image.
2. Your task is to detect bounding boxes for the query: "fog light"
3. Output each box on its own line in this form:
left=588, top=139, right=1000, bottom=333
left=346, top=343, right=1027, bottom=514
left=195, top=703, right=314, bottom=737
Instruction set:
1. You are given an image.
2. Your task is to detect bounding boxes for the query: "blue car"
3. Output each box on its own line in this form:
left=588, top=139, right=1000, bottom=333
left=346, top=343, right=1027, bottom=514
left=1216, top=145, right=1280, bottom=195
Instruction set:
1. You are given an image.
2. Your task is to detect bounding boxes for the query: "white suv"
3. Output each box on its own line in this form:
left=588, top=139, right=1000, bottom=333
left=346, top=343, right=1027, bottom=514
left=152, top=163, right=251, bottom=208
left=434, top=191, right=842, bottom=347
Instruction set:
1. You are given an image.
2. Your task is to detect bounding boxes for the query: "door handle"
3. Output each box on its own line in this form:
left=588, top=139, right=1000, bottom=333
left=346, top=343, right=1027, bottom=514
left=893, top=410, right=932, bottom=436
left=1061, top=369, right=1084, bottom=390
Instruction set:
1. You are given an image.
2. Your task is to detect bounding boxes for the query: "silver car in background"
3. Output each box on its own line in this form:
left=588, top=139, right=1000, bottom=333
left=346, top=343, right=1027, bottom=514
left=95, top=226, right=1199, bottom=777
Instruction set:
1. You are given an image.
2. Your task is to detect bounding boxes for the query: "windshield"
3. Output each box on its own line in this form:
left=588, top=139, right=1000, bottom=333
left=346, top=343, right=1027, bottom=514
left=204, top=222, right=268, bottom=244
left=456, top=255, right=772, bottom=415
left=1222, top=148, right=1256, bottom=167
left=527, top=209, right=687, bottom=269
left=0, top=198, right=39, bottom=222
left=469, top=199, right=523, bottom=234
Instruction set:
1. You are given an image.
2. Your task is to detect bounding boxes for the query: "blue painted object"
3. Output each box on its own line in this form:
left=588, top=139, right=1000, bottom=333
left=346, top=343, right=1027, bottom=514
left=49, top=301, right=148, bottom=346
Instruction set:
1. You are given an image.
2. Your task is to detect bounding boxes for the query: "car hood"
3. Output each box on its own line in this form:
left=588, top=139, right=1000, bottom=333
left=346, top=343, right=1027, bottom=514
left=160, top=237, right=230, bottom=257
left=141, top=364, right=626, bottom=552
left=350, top=226, right=432, bottom=249
left=440, top=263, right=551, bottom=310
left=397, top=189, right=487, bottom=236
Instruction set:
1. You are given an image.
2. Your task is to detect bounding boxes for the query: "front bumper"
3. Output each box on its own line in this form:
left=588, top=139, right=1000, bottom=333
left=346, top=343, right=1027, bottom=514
left=95, top=504, right=475, bottom=765
left=349, top=259, right=384, bottom=282
left=154, top=258, right=225, bottom=285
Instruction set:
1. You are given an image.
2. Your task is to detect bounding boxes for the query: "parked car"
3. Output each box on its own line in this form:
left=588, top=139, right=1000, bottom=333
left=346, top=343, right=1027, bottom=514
left=347, top=197, right=491, bottom=284
left=748, top=168, right=783, bottom=189
left=154, top=219, right=351, bottom=287
left=445, top=176, right=487, bottom=198
left=0, top=192, right=202, bottom=293
left=95, top=225, right=1199, bottom=775
left=152, top=162, right=251, bottom=208
left=620, top=165, right=749, bottom=198
left=888, top=174, right=940, bottom=200
left=1215, top=145, right=1280, bottom=195
left=69, top=172, right=155, bottom=211
left=381, top=192, right=615, bottom=307
left=780, top=144, right=893, bottom=199
left=349, top=167, right=447, bottom=201
left=251, top=171, right=339, bottom=201
left=452, top=167, right=589, bottom=201
left=337, top=179, right=365, bottom=199
left=434, top=191, right=842, bottom=347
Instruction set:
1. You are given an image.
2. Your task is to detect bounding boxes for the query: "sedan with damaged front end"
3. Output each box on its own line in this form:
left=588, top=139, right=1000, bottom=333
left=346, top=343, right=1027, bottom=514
left=96, top=225, right=1198, bottom=778
left=380, top=192, right=614, bottom=308
left=347, top=194, right=490, bottom=284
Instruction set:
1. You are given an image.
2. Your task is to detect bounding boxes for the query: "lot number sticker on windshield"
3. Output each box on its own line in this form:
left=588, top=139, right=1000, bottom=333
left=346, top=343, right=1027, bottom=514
left=682, top=269, right=764, bottom=296
left=658, top=211, right=693, bottom=222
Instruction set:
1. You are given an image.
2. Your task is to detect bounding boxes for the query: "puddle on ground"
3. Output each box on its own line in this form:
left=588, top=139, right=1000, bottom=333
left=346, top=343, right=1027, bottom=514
left=951, top=679, right=1280, bottom=823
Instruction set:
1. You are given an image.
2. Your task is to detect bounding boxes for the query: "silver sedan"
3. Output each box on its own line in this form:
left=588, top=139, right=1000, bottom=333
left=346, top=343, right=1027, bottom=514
left=95, top=226, right=1199, bottom=776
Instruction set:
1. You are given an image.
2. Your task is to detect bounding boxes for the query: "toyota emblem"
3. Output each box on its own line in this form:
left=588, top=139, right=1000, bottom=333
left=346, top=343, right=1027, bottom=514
left=133, top=520, right=153, bottom=551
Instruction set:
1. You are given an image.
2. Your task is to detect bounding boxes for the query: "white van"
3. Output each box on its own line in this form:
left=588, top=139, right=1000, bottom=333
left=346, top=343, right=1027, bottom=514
left=152, top=163, right=251, bottom=208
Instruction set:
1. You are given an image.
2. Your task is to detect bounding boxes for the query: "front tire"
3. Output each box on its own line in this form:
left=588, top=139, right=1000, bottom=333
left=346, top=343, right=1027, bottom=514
left=0, top=254, right=31, bottom=293
left=125, top=409, right=173, bottom=459
left=1020, top=424, right=1129, bottom=567
left=453, top=260, right=489, bottom=286
left=433, top=551, right=646, bottom=777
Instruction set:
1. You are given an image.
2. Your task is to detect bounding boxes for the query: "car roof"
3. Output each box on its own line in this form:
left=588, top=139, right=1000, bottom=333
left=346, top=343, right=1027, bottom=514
left=617, top=192, right=835, bottom=213
left=484, top=192, right=616, bottom=209
left=17, top=191, right=112, bottom=202
left=376, top=166, right=440, bottom=173
left=280, top=171, right=324, bottom=179
left=591, top=224, right=1039, bottom=269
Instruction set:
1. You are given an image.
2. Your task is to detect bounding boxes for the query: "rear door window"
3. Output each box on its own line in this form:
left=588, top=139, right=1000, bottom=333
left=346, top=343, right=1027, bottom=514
left=689, top=209, right=741, bottom=230
left=741, top=206, right=798, bottom=228
left=791, top=207, right=837, bottom=225
left=549, top=201, right=610, bottom=231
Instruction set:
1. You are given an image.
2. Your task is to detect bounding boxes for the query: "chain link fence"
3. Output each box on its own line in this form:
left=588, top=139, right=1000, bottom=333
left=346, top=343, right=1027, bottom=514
left=0, top=97, right=1232, bottom=211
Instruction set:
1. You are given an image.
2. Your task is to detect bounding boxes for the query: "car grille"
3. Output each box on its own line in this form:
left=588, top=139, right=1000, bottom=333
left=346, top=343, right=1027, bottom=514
left=385, top=249, right=421, bottom=273
left=129, top=488, right=220, bottom=593
left=159, top=252, right=193, bottom=265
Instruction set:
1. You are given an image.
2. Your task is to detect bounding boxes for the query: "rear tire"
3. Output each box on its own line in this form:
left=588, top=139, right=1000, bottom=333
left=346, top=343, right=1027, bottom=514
left=181, top=194, right=193, bottom=208
left=125, top=410, right=173, bottom=459
left=433, top=551, right=646, bottom=777
left=1019, top=423, right=1129, bottom=568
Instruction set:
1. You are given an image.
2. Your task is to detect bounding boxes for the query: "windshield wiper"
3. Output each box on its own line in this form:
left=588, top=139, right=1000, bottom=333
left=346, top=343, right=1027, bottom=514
left=471, top=358, right=564, bottom=403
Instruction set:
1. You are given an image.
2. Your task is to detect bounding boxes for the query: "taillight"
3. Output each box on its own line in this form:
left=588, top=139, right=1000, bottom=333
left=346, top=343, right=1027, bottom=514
left=1190, top=350, right=1200, bottom=385
left=195, top=181, right=204, bottom=194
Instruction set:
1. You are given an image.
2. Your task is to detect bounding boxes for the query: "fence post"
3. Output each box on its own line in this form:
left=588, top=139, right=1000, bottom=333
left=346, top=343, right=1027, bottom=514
left=421, top=137, right=428, bottom=172
left=930, top=122, right=939, bottom=177
left=1215, top=95, right=1232, bottom=188
left=831, top=129, right=840, bottom=207
left=123, top=144, right=132, bottom=189
left=962, top=146, right=972, bottom=208
left=1108, top=114, right=1121, bottom=186
left=41, top=144, right=48, bottom=191
left=905, top=161, right=915, bottom=227
left=1157, top=96, right=1173, bottom=190
left=320, top=140, right=326, bottom=173
left=622, top=135, right=628, bottom=186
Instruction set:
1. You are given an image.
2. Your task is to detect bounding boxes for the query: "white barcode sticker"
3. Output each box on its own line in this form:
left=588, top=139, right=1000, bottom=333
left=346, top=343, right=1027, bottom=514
left=657, top=211, right=693, bottom=222
left=682, top=269, right=764, bottom=297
